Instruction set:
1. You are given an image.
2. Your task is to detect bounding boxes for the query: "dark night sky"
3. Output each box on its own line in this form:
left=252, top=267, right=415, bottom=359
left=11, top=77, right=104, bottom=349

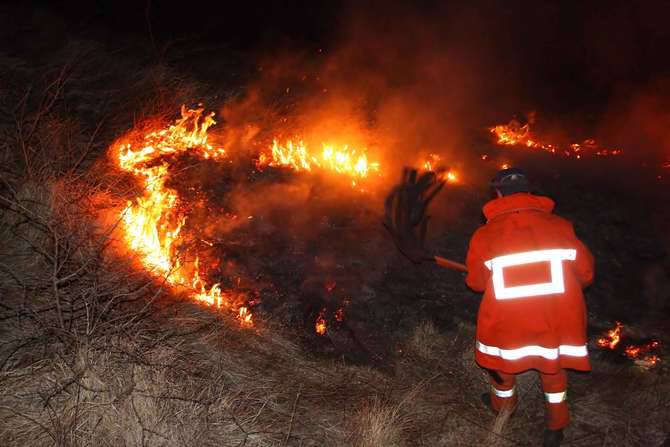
left=3, top=1, right=670, bottom=124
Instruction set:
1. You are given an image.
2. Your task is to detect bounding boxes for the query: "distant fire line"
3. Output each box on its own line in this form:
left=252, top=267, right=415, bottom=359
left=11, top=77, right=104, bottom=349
left=490, top=118, right=623, bottom=159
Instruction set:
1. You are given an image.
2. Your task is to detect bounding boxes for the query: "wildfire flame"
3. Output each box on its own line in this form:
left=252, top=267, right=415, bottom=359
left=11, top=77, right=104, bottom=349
left=113, top=106, right=463, bottom=328
left=113, top=106, right=254, bottom=326
left=422, top=153, right=459, bottom=183
left=596, top=322, right=661, bottom=368
left=490, top=118, right=622, bottom=159
left=596, top=321, right=623, bottom=349
left=257, top=139, right=380, bottom=186
left=315, top=308, right=327, bottom=335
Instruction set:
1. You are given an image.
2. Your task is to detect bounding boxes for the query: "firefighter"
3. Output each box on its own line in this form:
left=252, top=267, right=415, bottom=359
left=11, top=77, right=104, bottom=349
left=466, top=168, right=594, bottom=447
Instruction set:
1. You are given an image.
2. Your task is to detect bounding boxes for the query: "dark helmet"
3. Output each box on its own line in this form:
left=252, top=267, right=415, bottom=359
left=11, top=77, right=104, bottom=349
left=491, top=167, right=529, bottom=196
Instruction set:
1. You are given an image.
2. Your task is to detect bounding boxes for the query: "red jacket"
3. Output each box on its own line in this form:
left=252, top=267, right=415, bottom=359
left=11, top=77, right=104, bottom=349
left=465, top=193, right=594, bottom=374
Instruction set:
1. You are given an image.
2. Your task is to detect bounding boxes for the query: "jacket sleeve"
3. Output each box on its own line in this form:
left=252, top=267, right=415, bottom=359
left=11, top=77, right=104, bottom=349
left=465, top=229, right=489, bottom=292
left=568, top=224, right=595, bottom=287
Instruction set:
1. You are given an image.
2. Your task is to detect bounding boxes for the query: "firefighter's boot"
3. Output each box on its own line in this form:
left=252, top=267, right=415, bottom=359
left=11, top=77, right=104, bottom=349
left=543, top=429, right=564, bottom=447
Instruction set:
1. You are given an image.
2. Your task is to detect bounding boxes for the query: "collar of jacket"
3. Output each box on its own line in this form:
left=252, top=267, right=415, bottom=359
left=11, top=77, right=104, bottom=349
left=483, top=193, right=555, bottom=223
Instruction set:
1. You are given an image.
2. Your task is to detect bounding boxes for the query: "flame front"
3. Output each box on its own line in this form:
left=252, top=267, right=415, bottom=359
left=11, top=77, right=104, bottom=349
left=114, top=106, right=253, bottom=326
left=113, top=106, right=464, bottom=327
left=257, top=139, right=380, bottom=186
left=490, top=118, right=623, bottom=159
left=257, top=140, right=463, bottom=188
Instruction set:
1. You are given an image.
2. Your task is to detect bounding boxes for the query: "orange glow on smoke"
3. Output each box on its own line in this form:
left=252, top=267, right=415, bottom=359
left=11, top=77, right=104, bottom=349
left=490, top=117, right=623, bottom=158
left=113, top=106, right=253, bottom=326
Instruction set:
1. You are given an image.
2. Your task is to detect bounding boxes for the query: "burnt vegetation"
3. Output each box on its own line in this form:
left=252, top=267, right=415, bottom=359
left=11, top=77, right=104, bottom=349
left=1, top=2, right=670, bottom=446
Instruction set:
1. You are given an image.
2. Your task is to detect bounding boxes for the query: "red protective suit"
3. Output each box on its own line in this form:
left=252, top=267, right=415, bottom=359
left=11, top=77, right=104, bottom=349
left=465, top=193, right=594, bottom=374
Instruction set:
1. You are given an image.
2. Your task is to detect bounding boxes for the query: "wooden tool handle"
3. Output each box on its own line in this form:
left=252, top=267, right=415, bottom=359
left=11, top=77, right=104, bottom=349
left=434, top=256, right=468, bottom=272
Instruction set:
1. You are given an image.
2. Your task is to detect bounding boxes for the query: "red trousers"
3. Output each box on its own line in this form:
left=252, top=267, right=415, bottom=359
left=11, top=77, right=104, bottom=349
left=489, top=369, right=569, bottom=430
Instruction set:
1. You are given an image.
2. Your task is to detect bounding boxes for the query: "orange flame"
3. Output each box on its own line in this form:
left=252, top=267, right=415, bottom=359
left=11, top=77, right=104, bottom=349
left=596, top=321, right=623, bottom=349
left=490, top=118, right=622, bottom=158
left=258, top=139, right=380, bottom=186
left=315, top=308, right=327, bottom=335
left=113, top=106, right=253, bottom=326
left=596, top=322, right=661, bottom=368
left=624, top=340, right=661, bottom=367
left=421, top=153, right=459, bottom=184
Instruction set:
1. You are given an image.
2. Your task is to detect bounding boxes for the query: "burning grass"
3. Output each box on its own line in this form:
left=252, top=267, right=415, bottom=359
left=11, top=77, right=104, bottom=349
left=113, top=105, right=255, bottom=326
left=257, top=139, right=381, bottom=186
left=596, top=321, right=662, bottom=368
left=490, top=116, right=623, bottom=159
left=1, top=50, right=669, bottom=447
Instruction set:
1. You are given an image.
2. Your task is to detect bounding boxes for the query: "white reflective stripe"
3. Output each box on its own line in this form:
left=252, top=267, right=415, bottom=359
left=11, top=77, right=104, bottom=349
left=492, top=386, right=515, bottom=398
left=544, top=391, right=567, bottom=404
left=477, top=341, right=588, bottom=360
left=556, top=344, right=588, bottom=357
left=484, top=249, right=577, bottom=300
left=483, top=249, right=577, bottom=270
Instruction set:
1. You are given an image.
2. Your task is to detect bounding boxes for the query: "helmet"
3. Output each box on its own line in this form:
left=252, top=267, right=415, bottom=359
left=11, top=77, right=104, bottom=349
left=491, top=167, right=529, bottom=196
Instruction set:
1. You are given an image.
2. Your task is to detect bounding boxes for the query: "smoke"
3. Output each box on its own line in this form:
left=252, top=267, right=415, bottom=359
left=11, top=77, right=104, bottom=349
left=598, top=79, right=670, bottom=162
left=214, top=3, right=532, bottom=195
left=207, top=1, right=670, bottom=250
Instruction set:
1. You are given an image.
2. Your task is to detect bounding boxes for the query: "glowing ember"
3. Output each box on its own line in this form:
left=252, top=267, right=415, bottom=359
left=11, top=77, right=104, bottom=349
left=624, top=340, right=661, bottom=368
left=490, top=117, right=622, bottom=158
left=113, top=106, right=254, bottom=326
left=596, top=322, right=662, bottom=368
left=421, top=153, right=459, bottom=184
left=315, top=308, right=327, bottom=335
left=596, top=321, right=623, bottom=349
left=335, top=307, right=345, bottom=322
left=257, top=139, right=380, bottom=185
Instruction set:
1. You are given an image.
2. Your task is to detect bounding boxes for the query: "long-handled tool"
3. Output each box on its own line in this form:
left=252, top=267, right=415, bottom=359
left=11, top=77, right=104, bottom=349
left=434, top=256, right=468, bottom=272
left=384, top=167, right=468, bottom=273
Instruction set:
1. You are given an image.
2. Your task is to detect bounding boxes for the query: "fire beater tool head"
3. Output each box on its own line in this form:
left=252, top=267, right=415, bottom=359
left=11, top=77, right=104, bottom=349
left=383, top=167, right=445, bottom=263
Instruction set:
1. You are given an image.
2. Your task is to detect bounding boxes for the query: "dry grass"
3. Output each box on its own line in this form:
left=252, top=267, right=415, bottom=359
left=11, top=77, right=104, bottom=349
left=353, top=398, right=405, bottom=447
left=0, top=46, right=668, bottom=447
